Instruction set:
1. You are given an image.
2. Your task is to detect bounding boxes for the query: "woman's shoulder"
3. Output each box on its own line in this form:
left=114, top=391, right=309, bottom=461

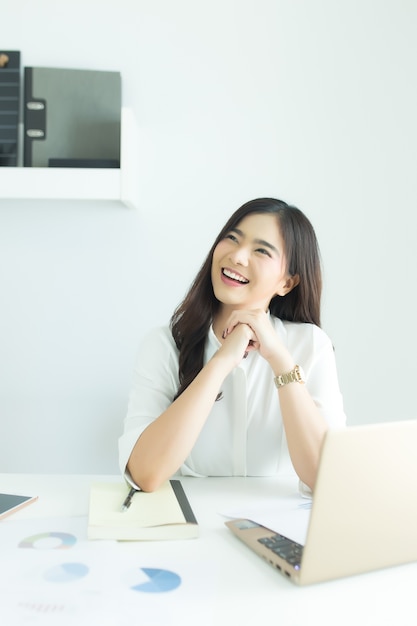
left=138, top=325, right=178, bottom=354
left=272, top=316, right=332, bottom=346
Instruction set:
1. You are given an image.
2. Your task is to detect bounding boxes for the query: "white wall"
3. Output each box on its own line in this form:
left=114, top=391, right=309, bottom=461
left=1, top=0, right=417, bottom=473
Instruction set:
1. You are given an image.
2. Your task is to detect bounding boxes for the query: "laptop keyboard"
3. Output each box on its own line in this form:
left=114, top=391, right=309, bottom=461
left=258, top=533, right=304, bottom=570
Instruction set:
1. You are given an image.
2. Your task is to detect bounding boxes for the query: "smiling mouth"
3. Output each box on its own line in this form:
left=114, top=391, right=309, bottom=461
left=222, top=268, right=249, bottom=284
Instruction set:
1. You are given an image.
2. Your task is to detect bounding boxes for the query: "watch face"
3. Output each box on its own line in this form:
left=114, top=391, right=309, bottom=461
left=274, top=365, right=305, bottom=388
left=295, top=365, right=306, bottom=384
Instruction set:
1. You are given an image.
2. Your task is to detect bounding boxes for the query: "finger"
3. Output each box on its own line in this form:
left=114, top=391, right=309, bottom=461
left=226, top=320, right=257, bottom=340
left=222, top=319, right=242, bottom=338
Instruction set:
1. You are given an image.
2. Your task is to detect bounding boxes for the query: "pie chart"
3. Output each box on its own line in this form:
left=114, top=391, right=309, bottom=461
left=44, top=562, right=89, bottom=583
left=129, top=568, right=181, bottom=593
left=18, top=532, right=77, bottom=550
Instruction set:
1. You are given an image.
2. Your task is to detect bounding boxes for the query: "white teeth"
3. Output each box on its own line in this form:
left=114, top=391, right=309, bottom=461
left=223, top=269, right=248, bottom=283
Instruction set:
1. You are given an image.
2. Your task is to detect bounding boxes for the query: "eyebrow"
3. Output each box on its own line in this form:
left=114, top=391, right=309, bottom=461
left=231, top=228, right=280, bottom=255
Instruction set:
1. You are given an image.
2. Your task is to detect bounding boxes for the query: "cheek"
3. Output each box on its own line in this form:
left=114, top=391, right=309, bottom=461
left=262, top=265, right=285, bottom=292
left=212, top=241, right=228, bottom=263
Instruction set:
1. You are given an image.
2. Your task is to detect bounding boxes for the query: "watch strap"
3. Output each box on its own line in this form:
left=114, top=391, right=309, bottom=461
left=274, top=365, right=304, bottom=389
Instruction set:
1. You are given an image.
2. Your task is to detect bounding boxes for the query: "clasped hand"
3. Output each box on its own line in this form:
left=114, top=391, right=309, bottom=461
left=219, top=309, right=285, bottom=367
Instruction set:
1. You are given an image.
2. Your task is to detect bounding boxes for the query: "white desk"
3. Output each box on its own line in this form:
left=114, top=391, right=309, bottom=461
left=1, top=473, right=416, bottom=626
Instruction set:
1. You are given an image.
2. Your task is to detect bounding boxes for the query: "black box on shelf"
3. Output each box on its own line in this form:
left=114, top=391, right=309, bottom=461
left=24, top=67, right=121, bottom=168
left=0, top=50, right=20, bottom=167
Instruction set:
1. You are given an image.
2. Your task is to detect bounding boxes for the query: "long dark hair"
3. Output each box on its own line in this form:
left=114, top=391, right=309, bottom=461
left=170, top=198, right=322, bottom=398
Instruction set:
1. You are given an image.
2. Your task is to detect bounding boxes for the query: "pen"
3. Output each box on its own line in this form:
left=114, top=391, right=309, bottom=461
left=121, top=487, right=138, bottom=512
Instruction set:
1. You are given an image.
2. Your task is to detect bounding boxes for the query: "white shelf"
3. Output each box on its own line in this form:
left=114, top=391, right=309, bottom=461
left=1, top=167, right=121, bottom=201
left=0, top=108, right=138, bottom=207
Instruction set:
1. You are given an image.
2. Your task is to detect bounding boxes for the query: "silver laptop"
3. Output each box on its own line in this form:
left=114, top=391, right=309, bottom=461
left=226, top=419, right=417, bottom=585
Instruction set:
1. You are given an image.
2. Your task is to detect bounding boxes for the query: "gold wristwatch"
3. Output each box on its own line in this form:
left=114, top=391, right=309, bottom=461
left=274, top=364, right=305, bottom=389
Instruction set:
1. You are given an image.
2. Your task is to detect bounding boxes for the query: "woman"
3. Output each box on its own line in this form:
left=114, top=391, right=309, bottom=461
left=119, top=198, right=346, bottom=493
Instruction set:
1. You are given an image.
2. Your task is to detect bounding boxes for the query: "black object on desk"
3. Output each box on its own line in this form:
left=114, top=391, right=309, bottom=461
left=0, top=50, right=20, bottom=167
left=0, top=492, right=38, bottom=519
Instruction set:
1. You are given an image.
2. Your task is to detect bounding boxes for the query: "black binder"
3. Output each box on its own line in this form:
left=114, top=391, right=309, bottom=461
left=24, top=67, right=121, bottom=168
left=0, top=50, right=20, bottom=167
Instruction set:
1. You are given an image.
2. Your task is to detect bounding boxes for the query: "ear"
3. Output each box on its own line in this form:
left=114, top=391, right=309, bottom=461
left=276, top=274, right=300, bottom=297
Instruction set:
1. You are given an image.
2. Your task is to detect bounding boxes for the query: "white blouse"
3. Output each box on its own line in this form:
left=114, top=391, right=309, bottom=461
left=119, top=316, right=346, bottom=483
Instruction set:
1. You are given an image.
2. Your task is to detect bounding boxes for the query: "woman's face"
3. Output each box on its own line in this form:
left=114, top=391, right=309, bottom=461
left=211, top=213, right=294, bottom=312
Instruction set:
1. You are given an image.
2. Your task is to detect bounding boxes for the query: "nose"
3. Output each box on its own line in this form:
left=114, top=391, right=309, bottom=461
left=229, top=243, right=249, bottom=266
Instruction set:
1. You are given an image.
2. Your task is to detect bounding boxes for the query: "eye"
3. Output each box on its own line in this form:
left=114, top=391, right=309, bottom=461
left=256, top=247, right=272, bottom=257
left=225, top=233, right=239, bottom=243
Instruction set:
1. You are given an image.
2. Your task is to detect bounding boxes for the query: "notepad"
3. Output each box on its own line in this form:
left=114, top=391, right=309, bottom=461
left=87, top=480, right=198, bottom=541
left=0, top=493, right=38, bottom=520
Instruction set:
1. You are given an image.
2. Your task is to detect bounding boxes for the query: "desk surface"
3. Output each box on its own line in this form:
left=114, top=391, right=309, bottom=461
left=1, top=473, right=416, bottom=626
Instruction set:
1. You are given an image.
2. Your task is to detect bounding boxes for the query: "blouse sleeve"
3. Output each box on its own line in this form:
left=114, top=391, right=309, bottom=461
left=303, top=325, right=347, bottom=430
left=118, top=326, right=180, bottom=478
left=284, top=322, right=347, bottom=497
left=283, top=321, right=346, bottom=429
